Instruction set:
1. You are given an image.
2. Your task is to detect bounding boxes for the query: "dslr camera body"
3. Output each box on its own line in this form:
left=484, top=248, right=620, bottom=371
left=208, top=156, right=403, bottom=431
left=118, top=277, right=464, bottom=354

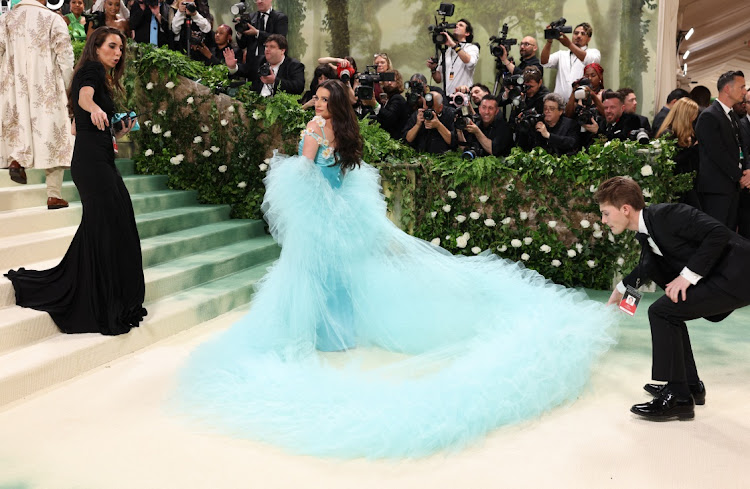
left=230, top=2, right=253, bottom=33
left=404, top=81, right=425, bottom=110
left=182, top=1, right=197, bottom=13
left=488, top=23, right=517, bottom=58
left=258, top=61, right=272, bottom=78
left=516, top=108, right=544, bottom=134
left=448, top=91, right=469, bottom=108
left=427, top=2, right=456, bottom=46
left=423, top=92, right=436, bottom=121
left=573, top=77, right=592, bottom=101
left=454, top=105, right=478, bottom=131
left=545, top=18, right=572, bottom=40
left=354, top=65, right=395, bottom=101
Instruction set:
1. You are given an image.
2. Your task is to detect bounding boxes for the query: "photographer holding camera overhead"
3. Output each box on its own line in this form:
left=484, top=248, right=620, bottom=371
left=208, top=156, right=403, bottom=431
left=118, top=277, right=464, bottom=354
left=172, top=0, right=211, bottom=54
left=541, top=20, right=600, bottom=101
left=425, top=4, right=478, bottom=96
left=225, top=33, right=304, bottom=96
left=130, top=0, right=172, bottom=47
left=455, top=94, right=513, bottom=158
left=404, top=91, right=455, bottom=154
left=233, top=0, right=287, bottom=77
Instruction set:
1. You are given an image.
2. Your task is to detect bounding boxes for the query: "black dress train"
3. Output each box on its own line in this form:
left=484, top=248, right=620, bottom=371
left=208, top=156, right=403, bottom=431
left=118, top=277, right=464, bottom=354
left=5, top=61, right=146, bottom=335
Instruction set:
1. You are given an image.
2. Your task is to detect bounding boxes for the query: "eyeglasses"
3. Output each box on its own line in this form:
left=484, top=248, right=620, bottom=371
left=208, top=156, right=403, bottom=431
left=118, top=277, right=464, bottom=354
left=519, top=42, right=534, bottom=46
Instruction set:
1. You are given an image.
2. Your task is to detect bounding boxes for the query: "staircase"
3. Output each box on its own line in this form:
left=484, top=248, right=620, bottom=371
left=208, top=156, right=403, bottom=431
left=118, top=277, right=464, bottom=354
left=0, top=159, right=279, bottom=407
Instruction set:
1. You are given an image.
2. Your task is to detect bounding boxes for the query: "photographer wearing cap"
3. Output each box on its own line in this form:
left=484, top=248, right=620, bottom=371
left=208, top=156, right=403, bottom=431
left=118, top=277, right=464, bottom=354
left=226, top=33, right=304, bottom=96
left=541, top=21, right=601, bottom=101
left=404, top=91, right=454, bottom=154
left=456, top=95, right=512, bottom=157
left=130, top=0, right=172, bottom=47
left=172, top=0, right=211, bottom=53
left=426, top=18, right=479, bottom=95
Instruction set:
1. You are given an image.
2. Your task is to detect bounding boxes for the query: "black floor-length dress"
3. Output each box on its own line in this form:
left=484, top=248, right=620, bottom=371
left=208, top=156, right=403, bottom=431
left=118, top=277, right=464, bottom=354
left=5, top=60, right=146, bottom=335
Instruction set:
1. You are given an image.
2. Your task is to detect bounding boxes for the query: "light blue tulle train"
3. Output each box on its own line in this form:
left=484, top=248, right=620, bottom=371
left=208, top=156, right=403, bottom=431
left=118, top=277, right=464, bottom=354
left=173, top=138, right=619, bottom=459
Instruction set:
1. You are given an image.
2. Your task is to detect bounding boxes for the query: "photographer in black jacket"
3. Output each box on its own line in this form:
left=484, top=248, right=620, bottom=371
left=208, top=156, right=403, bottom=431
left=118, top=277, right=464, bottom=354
left=376, top=70, right=410, bottom=140
left=456, top=95, right=513, bottom=157
left=518, top=93, right=579, bottom=155
left=130, top=0, right=172, bottom=47
left=404, top=91, right=455, bottom=154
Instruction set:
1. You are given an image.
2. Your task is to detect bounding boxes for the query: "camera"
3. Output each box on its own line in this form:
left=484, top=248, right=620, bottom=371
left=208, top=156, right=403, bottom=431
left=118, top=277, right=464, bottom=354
left=516, top=108, right=544, bottom=134
left=190, top=29, right=206, bottom=45
left=544, top=18, right=572, bottom=40
left=454, top=105, right=477, bottom=131
left=503, top=72, right=526, bottom=106
left=462, top=145, right=481, bottom=160
left=488, top=23, right=517, bottom=58
left=182, top=1, right=197, bottom=13
left=337, top=65, right=355, bottom=84
left=573, top=77, right=591, bottom=100
left=423, top=92, right=436, bottom=121
left=230, top=2, right=253, bottom=33
left=404, top=81, right=425, bottom=110
left=354, top=65, right=395, bottom=101
left=215, top=80, right=245, bottom=97
left=574, top=104, right=599, bottom=127
left=258, top=61, right=271, bottom=77
left=427, top=3, right=456, bottom=45
left=448, top=91, right=468, bottom=108
left=630, top=128, right=650, bottom=144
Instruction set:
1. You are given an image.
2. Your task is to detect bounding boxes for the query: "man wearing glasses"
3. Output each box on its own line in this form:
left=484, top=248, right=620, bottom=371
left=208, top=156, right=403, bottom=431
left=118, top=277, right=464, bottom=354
left=426, top=18, right=479, bottom=95
left=497, top=36, right=543, bottom=76
left=541, top=22, right=601, bottom=101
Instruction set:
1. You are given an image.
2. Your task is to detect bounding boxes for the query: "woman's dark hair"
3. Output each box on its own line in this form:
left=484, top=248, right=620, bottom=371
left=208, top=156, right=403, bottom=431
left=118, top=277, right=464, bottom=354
left=318, top=79, right=363, bottom=171
left=312, top=64, right=336, bottom=89
left=68, top=26, right=127, bottom=109
left=689, top=85, right=711, bottom=108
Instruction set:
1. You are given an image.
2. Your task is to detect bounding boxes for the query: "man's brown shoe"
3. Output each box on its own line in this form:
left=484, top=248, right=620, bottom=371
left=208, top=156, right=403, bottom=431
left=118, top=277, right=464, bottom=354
left=47, top=197, right=69, bottom=210
left=9, top=161, right=27, bottom=184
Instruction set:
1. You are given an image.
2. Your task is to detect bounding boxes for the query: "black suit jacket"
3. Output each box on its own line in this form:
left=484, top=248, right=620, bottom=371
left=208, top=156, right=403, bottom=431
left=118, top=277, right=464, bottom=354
left=377, top=93, right=409, bottom=140
left=130, top=2, right=172, bottom=47
left=623, top=203, right=750, bottom=300
left=652, top=106, right=669, bottom=135
left=600, top=112, right=641, bottom=141
left=237, top=9, right=289, bottom=71
left=245, top=56, right=305, bottom=95
left=695, top=100, right=743, bottom=194
left=738, top=115, right=750, bottom=170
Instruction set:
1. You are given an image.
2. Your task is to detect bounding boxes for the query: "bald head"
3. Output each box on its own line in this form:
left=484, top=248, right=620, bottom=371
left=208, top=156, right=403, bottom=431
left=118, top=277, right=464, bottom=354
left=519, top=36, right=538, bottom=59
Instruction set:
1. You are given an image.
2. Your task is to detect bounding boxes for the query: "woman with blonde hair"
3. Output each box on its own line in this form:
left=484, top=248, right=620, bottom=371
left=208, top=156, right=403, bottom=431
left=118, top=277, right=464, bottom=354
left=656, top=97, right=701, bottom=208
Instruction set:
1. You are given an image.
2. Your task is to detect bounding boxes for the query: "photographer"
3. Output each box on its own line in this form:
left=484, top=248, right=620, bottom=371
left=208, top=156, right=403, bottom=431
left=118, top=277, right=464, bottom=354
left=498, top=36, right=543, bottom=76
left=541, top=21, right=601, bottom=101
left=456, top=95, right=512, bottom=157
left=194, top=24, right=241, bottom=66
left=404, top=91, right=455, bottom=154
left=235, top=0, right=287, bottom=77
left=426, top=18, right=479, bottom=95
left=129, top=0, right=171, bottom=47
left=507, top=66, right=548, bottom=117
left=587, top=90, right=642, bottom=142
left=564, top=64, right=605, bottom=118
left=453, top=83, right=488, bottom=116
left=171, top=0, right=211, bottom=52
left=526, top=93, right=579, bottom=155
left=226, top=34, right=304, bottom=96
left=376, top=70, right=410, bottom=140
left=88, top=0, right=131, bottom=37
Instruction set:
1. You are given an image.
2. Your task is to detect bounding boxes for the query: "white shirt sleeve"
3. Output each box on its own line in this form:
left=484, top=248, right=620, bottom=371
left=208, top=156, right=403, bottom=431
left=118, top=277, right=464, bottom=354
left=583, top=48, right=601, bottom=65
left=463, top=43, right=479, bottom=69
left=679, top=267, right=703, bottom=285
left=172, top=10, right=184, bottom=35
left=616, top=281, right=627, bottom=295
left=192, top=12, right=211, bottom=33
left=543, top=50, right=561, bottom=69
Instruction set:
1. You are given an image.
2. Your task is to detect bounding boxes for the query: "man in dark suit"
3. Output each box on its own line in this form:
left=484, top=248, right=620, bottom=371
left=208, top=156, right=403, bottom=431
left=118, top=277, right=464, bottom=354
left=652, top=88, right=689, bottom=136
left=235, top=0, right=288, bottom=77
left=618, top=88, right=651, bottom=135
left=736, top=89, right=750, bottom=237
left=226, top=34, right=304, bottom=96
left=599, top=90, right=642, bottom=141
left=695, top=70, right=746, bottom=231
left=129, top=0, right=172, bottom=48
left=595, top=176, right=750, bottom=420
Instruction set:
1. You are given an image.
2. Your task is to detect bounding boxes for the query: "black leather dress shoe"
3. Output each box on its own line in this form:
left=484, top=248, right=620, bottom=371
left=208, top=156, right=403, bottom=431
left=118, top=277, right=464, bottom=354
left=631, top=390, right=695, bottom=420
left=643, top=381, right=706, bottom=405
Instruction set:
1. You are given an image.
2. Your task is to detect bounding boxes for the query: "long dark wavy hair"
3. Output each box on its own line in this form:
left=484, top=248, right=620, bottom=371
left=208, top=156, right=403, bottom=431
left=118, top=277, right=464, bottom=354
left=318, top=79, right=363, bottom=171
left=68, top=27, right=127, bottom=109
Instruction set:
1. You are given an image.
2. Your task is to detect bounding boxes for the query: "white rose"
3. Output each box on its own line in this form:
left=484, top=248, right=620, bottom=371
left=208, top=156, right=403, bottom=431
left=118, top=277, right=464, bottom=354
left=143, top=120, right=152, bottom=127
left=442, top=204, right=451, bottom=212
left=479, top=195, right=489, bottom=203
left=521, top=253, right=530, bottom=261
left=210, top=146, right=220, bottom=153
left=580, top=219, right=591, bottom=228
left=447, top=190, right=457, bottom=199
left=540, top=244, right=551, bottom=253
left=589, top=184, right=597, bottom=193
left=237, top=181, right=247, bottom=189
left=163, top=131, right=171, bottom=138
left=158, top=110, right=166, bottom=116
left=252, top=110, right=261, bottom=120
left=430, top=211, right=437, bottom=218
left=463, top=232, right=470, bottom=240
left=202, top=150, right=211, bottom=157
left=505, top=183, right=514, bottom=191
left=604, top=140, right=612, bottom=147
left=146, top=82, right=154, bottom=90
left=218, top=165, right=228, bottom=173
left=186, top=97, right=194, bottom=104
left=176, top=154, right=184, bottom=162
left=501, top=217, right=512, bottom=225
left=144, top=149, right=153, bottom=156
left=169, top=156, right=181, bottom=165
left=193, top=136, right=203, bottom=144
left=456, top=236, right=468, bottom=248
left=593, top=222, right=601, bottom=231
left=643, top=188, right=652, bottom=198
left=511, top=239, right=522, bottom=248
left=593, top=230, right=603, bottom=239
left=641, top=164, right=653, bottom=176
left=524, top=237, right=533, bottom=245
left=548, top=221, right=557, bottom=228
left=264, top=158, right=271, bottom=164
left=609, top=232, right=616, bottom=243
left=227, top=105, right=236, bottom=113
left=431, top=238, right=441, bottom=246
left=498, top=245, right=508, bottom=252
left=469, top=212, right=480, bottom=220
left=551, top=259, right=561, bottom=267
left=151, top=124, right=162, bottom=134
left=471, top=246, right=481, bottom=254
left=456, top=215, right=466, bottom=223
left=650, top=139, right=662, bottom=149
left=576, top=243, right=583, bottom=253
left=484, top=218, right=496, bottom=227
left=220, top=119, right=229, bottom=126
left=520, top=211, right=528, bottom=221
left=445, top=235, right=451, bottom=240
left=259, top=163, right=268, bottom=171
left=587, top=260, right=596, bottom=268
left=201, top=125, right=210, bottom=133
left=165, top=81, right=175, bottom=89
left=617, top=257, right=625, bottom=266
left=567, top=249, right=577, bottom=258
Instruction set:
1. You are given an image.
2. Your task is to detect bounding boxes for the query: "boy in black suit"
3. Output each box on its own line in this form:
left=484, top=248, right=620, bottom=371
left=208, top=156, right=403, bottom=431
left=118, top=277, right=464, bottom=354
left=595, top=176, right=750, bottom=421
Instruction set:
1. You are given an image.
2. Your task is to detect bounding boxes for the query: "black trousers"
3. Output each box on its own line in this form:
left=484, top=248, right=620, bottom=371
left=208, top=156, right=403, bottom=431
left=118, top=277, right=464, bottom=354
left=648, top=280, right=749, bottom=383
left=737, top=190, right=750, bottom=238
left=699, top=190, right=740, bottom=232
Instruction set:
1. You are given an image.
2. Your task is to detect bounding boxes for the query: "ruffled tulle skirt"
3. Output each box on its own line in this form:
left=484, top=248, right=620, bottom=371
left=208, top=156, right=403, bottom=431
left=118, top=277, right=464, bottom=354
left=173, top=154, right=619, bottom=458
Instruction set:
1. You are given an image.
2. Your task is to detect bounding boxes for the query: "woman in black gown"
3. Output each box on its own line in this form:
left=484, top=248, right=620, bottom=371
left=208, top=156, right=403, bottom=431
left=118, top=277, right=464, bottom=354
left=5, top=26, right=146, bottom=335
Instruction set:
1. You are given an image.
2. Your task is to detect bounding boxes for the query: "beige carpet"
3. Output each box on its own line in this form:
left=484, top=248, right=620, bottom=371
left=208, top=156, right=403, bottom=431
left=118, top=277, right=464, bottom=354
left=1, top=290, right=748, bottom=489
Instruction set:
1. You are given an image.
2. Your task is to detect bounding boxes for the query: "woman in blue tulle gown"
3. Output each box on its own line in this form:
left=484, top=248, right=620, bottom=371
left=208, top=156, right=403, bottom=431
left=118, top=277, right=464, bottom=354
left=175, top=80, right=619, bottom=458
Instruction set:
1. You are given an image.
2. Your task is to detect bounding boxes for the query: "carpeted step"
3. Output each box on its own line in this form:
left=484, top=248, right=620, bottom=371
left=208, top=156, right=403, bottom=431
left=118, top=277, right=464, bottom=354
left=0, top=160, right=135, bottom=188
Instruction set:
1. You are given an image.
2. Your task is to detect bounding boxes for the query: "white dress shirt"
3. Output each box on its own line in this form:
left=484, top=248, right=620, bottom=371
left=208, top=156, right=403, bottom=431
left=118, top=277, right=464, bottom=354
left=543, top=45, right=601, bottom=101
